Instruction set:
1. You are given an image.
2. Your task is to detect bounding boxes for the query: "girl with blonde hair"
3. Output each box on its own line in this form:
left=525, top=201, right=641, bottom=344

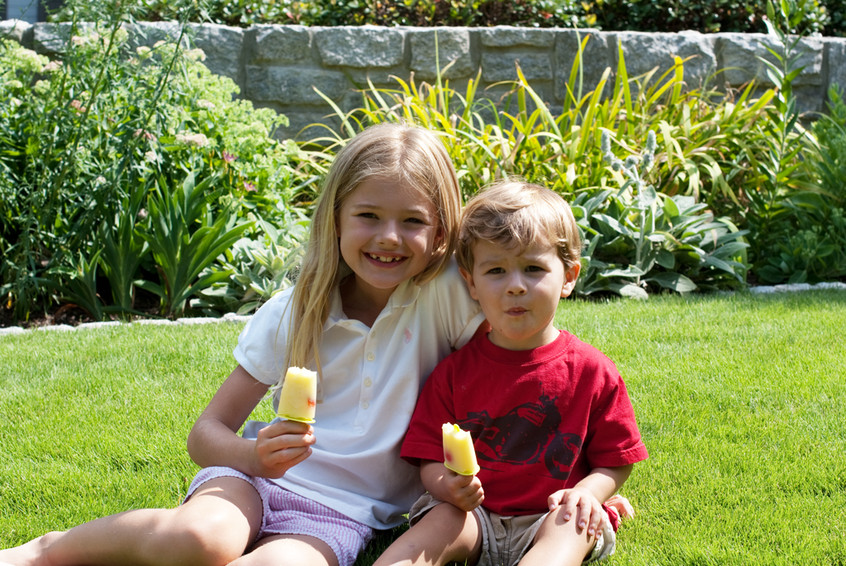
left=0, top=123, right=484, bottom=566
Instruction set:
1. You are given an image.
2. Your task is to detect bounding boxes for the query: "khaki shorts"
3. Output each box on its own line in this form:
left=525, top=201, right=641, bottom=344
left=408, top=493, right=615, bottom=566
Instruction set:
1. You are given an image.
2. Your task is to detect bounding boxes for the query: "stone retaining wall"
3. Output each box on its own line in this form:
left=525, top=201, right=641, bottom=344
left=4, top=20, right=846, bottom=139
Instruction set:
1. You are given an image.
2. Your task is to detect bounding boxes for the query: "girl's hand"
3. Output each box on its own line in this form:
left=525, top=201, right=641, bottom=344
left=547, top=487, right=605, bottom=538
left=440, top=468, right=485, bottom=512
left=252, top=420, right=316, bottom=479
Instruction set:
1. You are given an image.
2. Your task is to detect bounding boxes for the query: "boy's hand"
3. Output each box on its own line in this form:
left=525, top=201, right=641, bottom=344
left=442, top=468, right=485, bottom=511
left=252, top=420, right=316, bottom=478
left=547, top=487, right=605, bottom=538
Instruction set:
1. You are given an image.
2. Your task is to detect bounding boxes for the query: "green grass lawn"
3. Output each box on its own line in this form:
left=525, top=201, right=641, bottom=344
left=2, top=290, right=845, bottom=565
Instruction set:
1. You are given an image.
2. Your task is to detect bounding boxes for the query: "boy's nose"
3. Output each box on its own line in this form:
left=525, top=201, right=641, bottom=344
left=506, top=274, right=527, bottom=295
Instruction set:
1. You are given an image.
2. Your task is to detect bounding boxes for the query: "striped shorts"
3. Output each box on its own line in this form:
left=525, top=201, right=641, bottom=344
left=187, top=466, right=373, bottom=566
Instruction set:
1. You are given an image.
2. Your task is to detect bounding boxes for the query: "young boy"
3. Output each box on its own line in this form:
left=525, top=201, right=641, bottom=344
left=374, top=180, right=649, bottom=566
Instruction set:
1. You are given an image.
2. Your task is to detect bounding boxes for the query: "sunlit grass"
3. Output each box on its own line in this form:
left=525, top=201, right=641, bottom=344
left=2, top=290, right=844, bottom=564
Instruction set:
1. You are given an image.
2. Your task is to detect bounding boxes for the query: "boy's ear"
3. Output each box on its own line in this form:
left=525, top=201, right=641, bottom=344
left=458, top=266, right=479, bottom=301
left=561, top=262, right=581, bottom=298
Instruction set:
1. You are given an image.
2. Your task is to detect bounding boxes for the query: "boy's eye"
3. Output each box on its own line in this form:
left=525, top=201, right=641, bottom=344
left=525, top=265, right=545, bottom=272
left=485, top=267, right=504, bottom=275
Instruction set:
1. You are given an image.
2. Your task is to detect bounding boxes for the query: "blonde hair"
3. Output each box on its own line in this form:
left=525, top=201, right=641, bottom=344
left=457, top=179, right=582, bottom=273
left=284, top=123, right=462, bottom=381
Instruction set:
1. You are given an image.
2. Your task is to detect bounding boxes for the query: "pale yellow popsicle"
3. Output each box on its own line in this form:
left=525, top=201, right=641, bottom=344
left=442, top=423, right=479, bottom=475
left=277, top=367, right=317, bottom=423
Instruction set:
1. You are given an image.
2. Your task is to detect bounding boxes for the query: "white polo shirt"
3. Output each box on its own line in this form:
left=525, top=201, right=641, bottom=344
left=233, top=258, right=484, bottom=529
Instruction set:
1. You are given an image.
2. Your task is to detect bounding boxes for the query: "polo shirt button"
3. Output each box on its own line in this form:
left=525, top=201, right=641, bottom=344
left=361, top=401, right=370, bottom=409
left=364, top=378, right=372, bottom=387
left=366, top=352, right=375, bottom=361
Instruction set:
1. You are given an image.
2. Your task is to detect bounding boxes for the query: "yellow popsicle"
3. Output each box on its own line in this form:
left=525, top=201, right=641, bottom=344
left=277, top=367, right=317, bottom=423
left=442, top=423, right=479, bottom=475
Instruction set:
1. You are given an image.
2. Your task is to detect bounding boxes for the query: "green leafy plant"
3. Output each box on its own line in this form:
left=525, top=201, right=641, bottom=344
left=739, top=0, right=833, bottom=282
left=812, top=85, right=846, bottom=204
left=137, top=171, right=251, bottom=318
left=755, top=215, right=846, bottom=284
left=98, top=188, right=150, bottom=317
left=573, top=130, right=748, bottom=298
left=194, top=212, right=310, bottom=315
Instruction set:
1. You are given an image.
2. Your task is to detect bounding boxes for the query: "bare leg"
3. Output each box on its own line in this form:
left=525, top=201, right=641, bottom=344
left=0, top=477, right=262, bottom=566
left=373, top=503, right=481, bottom=566
left=231, top=534, right=339, bottom=566
left=518, top=506, right=595, bottom=566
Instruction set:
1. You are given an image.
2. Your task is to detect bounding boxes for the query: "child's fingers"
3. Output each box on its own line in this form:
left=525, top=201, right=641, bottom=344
left=456, top=484, right=484, bottom=511
left=556, top=492, right=581, bottom=524
left=261, top=419, right=314, bottom=438
left=547, top=489, right=565, bottom=510
left=585, top=507, right=604, bottom=538
left=577, top=501, right=605, bottom=538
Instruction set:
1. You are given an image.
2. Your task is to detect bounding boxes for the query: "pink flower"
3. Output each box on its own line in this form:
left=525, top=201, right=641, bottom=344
left=134, top=129, right=157, bottom=141
left=243, top=181, right=256, bottom=192
left=223, top=151, right=237, bottom=163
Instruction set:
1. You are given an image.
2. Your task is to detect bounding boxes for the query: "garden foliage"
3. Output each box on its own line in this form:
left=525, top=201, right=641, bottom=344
left=0, top=18, right=312, bottom=322
left=48, top=0, right=846, bottom=36
left=1, top=0, right=844, bottom=325
left=51, top=0, right=590, bottom=29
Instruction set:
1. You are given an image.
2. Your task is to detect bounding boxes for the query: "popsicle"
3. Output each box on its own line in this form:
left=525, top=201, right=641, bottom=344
left=277, top=367, right=317, bottom=423
left=442, top=423, right=479, bottom=475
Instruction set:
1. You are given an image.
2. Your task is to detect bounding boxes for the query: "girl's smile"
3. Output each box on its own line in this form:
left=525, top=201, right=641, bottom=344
left=338, top=177, right=442, bottom=317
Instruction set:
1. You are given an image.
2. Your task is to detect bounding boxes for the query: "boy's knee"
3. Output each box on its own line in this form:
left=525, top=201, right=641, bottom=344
left=423, top=502, right=473, bottom=530
left=534, top=506, right=597, bottom=554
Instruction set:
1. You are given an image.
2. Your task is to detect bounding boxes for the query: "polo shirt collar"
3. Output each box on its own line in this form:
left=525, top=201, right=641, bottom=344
left=326, top=277, right=421, bottom=328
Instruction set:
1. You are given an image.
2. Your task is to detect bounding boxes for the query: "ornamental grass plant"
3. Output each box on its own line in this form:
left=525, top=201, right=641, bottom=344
left=1, top=290, right=844, bottom=564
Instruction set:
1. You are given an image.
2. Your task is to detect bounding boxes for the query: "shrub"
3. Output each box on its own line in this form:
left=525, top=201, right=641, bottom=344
left=590, top=0, right=828, bottom=35
left=0, top=18, right=311, bottom=321
left=751, top=85, right=846, bottom=284
left=50, top=0, right=593, bottom=28
left=47, top=0, right=846, bottom=35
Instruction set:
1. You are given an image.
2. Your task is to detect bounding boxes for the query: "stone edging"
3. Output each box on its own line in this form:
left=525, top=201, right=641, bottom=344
left=0, top=311, right=252, bottom=337
left=2, top=282, right=843, bottom=337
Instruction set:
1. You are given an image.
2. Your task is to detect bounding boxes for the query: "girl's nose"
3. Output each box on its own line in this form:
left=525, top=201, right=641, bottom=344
left=377, top=220, right=401, bottom=246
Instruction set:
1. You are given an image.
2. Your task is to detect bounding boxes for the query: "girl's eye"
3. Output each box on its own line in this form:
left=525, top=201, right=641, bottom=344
left=357, top=212, right=377, bottom=219
left=405, top=216, right=428, bottom=224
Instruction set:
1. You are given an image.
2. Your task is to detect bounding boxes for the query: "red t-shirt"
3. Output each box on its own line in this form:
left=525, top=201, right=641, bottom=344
left=401, top=330, right=649, bottom=516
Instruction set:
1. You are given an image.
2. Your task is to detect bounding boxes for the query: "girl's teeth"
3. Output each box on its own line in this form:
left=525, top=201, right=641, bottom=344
left=372, top=254, right=399, bottom=263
